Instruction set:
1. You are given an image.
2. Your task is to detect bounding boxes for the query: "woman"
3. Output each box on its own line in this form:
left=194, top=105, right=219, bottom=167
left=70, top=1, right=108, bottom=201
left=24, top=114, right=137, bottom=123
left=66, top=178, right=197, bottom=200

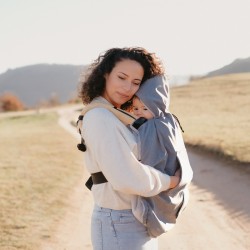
left=78, top=47, right=180, bottom=250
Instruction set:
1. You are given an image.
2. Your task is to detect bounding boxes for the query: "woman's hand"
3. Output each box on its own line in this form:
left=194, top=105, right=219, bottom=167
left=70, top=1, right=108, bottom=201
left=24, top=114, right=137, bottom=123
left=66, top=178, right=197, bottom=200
left=169, top=176, right=180, bottom=189
left=169, top=169, right=181, bottom=189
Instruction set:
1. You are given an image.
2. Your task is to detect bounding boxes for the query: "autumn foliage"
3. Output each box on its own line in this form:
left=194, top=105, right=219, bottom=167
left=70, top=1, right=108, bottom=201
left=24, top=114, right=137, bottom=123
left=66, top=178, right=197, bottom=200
left=0, top=92, right=24, bottom=112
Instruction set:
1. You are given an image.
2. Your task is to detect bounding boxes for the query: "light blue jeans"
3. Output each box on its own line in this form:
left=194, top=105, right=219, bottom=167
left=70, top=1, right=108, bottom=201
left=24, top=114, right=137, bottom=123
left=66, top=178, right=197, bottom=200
left=91, top=205, right=158, bottom=250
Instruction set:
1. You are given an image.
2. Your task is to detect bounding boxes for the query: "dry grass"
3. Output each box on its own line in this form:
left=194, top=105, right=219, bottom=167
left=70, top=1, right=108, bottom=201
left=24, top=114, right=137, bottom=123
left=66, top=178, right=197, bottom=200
left=0, top=113, right=84, bottom=249
left=1, top=73, right=249, bottom=248
left=170, top=73, right=250, bottom=164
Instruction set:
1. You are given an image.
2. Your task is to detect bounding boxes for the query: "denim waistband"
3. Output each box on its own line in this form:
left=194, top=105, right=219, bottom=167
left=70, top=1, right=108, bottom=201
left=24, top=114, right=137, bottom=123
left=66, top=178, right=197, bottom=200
left=94, top=204, right=132, bottom=214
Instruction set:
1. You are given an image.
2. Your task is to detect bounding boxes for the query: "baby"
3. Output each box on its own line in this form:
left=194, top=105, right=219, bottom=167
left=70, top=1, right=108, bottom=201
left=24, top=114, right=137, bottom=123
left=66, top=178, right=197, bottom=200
left=130, top=75, right=193, bottom=237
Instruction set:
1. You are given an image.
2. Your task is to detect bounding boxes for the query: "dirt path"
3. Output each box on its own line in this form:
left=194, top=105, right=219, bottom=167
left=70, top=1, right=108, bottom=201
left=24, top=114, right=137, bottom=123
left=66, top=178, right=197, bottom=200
left=159, top=148, right=250, bottom=250
left=42, top=106, right=250, bottom=250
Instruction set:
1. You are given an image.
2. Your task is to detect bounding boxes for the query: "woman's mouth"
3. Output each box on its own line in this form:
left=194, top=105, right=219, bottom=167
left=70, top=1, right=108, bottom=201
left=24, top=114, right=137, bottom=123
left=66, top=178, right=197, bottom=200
left=117, top=92, right=129, bottom=98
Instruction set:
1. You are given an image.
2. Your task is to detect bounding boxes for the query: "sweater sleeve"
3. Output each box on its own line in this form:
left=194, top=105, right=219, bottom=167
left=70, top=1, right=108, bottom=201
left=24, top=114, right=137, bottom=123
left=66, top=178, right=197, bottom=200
left=82, top=108, right=171, bottom=197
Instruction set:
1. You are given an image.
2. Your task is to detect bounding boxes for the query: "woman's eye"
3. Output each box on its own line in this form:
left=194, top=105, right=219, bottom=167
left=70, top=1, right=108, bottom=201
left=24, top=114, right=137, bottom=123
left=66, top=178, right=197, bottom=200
left=118, top=76, right=125, bottom=80
left=133, top=82, right=141, bottom=86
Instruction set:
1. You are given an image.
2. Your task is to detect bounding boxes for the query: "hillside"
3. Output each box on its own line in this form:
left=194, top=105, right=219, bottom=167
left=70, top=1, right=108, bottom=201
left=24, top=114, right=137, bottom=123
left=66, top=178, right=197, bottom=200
left=170, top=73, right=250, bottom=164
left=206, top=57, right=250, bottom=77
left=0, top=63, right=190, bottom=109
left=1, top=56, right=249, bottom=109
left=0, top=64, right=86, bottom=107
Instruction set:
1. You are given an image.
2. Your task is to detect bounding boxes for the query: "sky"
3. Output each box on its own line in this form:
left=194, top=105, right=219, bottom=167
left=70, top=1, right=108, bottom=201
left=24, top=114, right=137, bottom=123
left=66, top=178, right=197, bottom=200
left=1, top=0, right=250, bottom=75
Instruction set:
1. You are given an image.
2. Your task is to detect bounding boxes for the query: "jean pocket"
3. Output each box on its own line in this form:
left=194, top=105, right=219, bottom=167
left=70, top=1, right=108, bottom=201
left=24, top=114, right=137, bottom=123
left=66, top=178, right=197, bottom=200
left=119, top=212, right=136, bottom=223
left=113, top=213, right=147, bottom=234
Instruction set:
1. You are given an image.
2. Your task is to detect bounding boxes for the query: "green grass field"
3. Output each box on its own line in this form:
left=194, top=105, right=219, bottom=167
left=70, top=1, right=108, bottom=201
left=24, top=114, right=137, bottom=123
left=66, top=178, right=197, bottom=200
left=0, top=113, right=84, bottom=249
left=170, top=73, right=250, bottom=164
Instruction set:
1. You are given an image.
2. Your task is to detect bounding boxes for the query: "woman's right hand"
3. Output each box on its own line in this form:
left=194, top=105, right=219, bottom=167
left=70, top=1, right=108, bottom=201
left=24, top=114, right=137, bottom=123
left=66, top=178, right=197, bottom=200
left=169, top=172, right=180, bottom=189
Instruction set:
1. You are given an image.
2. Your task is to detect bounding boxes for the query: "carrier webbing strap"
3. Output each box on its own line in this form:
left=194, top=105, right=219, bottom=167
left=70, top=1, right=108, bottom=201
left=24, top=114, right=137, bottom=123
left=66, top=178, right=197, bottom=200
left=85, top=172, right=108, bottom=190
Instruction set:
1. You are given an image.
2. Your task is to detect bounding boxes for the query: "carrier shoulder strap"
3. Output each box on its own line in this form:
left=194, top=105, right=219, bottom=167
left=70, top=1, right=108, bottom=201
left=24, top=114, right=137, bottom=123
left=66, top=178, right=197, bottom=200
left=77, top=102, right=136, bottom=133
left=76, top=101, right=136, bottom=152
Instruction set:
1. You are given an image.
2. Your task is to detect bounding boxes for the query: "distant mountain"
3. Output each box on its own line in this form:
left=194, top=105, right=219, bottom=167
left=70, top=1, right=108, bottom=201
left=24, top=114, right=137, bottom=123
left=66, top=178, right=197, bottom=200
left=206, top=57, right=250, bottom=77
left=0, top=64, right=87, bottom=107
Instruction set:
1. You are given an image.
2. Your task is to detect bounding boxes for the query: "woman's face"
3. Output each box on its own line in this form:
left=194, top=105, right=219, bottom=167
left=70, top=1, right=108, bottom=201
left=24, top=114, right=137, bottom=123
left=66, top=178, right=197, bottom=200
left=103, top=59, right=144, bottom=108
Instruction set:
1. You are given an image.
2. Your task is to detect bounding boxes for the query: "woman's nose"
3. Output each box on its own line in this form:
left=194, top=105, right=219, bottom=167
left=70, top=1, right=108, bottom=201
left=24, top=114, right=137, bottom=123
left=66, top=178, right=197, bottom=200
left=123, top=81, right=132, bottom=91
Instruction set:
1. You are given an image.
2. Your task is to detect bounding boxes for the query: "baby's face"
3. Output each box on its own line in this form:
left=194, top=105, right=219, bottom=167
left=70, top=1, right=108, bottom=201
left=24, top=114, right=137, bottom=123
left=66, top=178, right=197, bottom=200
left=132, top=97, right=154, bottom=119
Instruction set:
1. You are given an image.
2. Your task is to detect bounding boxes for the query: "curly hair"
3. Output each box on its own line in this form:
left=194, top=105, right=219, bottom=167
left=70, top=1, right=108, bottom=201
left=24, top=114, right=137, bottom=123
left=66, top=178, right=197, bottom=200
left=78, top=47, right=164, bottom=109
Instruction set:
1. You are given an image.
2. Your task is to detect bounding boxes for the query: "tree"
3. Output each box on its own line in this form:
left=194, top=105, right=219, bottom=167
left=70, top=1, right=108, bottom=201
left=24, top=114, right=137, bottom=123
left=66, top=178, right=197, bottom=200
left=0, top=92, right=24, bottom=112
left=47, top=92, right=60, bottom=107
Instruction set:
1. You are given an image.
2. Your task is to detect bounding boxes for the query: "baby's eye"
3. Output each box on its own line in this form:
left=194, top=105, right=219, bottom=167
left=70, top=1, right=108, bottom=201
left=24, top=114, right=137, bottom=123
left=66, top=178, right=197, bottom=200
left=143, top=108, right=148, bottom=111
left=133, top=107, right=139, bottom=111
left=118, top=76, right=125, bottom=80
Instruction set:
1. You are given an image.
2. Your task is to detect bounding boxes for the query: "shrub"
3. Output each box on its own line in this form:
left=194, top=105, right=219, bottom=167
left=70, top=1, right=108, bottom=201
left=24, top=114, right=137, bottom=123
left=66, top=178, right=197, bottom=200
left=0, top=92, right=24, bottom=111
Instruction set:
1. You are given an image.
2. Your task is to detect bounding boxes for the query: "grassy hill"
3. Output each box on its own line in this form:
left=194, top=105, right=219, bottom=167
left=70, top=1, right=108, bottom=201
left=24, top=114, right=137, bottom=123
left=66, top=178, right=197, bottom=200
left=170, top=73, right=250, bottom=164
left=206, top=57, right=250, bottom=77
